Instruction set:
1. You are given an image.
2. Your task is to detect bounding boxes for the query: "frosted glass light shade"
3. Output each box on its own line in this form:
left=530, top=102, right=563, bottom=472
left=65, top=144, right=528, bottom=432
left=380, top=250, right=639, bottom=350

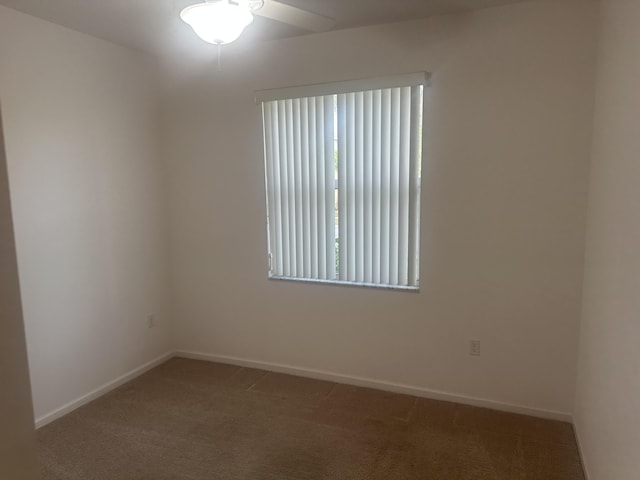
left=181, top=1, right=254, bottom=45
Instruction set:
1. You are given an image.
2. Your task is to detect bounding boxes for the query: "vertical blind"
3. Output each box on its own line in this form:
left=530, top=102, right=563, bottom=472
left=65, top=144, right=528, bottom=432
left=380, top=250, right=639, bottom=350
left=260, top=74, right=425, bottom=289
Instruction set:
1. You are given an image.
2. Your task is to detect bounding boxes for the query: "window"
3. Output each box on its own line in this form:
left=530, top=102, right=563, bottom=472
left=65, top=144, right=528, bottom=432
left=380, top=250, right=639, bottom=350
left=258, top=73, right=426, bottom=289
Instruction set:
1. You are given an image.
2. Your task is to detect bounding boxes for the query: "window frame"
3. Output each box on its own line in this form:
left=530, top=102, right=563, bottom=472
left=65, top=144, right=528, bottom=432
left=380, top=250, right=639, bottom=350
left=257, top=73, right=430, bottom=291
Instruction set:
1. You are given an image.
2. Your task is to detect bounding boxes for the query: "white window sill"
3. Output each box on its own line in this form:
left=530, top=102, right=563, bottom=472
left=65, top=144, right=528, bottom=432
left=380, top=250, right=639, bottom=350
left=268, top=274, right=420, bottom=292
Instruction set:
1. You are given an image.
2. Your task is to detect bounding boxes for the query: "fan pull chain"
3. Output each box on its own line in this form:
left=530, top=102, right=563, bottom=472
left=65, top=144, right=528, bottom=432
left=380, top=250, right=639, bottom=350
left=217, top=43, right=222, bottom=71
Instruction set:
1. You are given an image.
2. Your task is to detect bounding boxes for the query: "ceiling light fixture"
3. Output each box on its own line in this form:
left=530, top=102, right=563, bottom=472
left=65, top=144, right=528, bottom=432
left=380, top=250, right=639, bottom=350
left=180, top=0, right=255, bottom=46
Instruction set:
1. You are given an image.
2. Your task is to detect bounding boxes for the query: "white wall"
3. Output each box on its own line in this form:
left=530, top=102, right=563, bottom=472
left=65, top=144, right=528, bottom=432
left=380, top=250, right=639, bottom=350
left=162, top=0, right=597, bottom=416
left=0, top=106, right=39, bottom=479
left=574, top=0, right=640, bottom=478
left=0, top=6, right=172, bottom=421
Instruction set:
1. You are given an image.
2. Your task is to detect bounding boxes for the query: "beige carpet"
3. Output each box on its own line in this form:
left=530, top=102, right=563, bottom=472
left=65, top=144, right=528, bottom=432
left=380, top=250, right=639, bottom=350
left=38, top=358, right=585, bottom=479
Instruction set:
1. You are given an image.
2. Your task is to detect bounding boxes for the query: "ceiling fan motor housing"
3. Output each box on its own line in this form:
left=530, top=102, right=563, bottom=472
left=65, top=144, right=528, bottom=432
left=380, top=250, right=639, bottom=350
left=233, top=0, right=265, bottom=11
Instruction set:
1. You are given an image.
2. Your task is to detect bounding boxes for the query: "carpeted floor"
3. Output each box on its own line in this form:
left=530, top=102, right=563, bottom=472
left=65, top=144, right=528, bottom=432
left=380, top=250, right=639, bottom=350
left=37, top=358, right=585, bottom=480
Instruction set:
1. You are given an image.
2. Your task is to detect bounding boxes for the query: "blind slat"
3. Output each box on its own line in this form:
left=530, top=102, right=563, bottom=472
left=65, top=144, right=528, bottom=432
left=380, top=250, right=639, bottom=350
left=300, top=98, right=311, bottom=278
left=316, top=97, right=327, bottom=279
left=263, top=103, right=277, bottom=273
left=293, top=99, right=304, bottom=277
left=380, top=89, right=391, bottom=285
left=389, top=88, right=401, bottom=286
left=324, top=95, right=336, bottom=279
left=372, top=90, right=382, bottom=285
left=408, top=86, right=423, bottom=287
left=308, top=98, right=319, bottom=278
left=337, top=94, right=348, bottom=281
left=277, top=100, right=291, bottom=276
left=347, top=93, right=356, bottom=281
left=398, top=87, right=412, bottom=285
left=363, top=91, right=373, bottom=284
left=285, top=99, right=297, bottom=277
left=355, top=91, right=364, bottom=283
left=272, top=104, right=284, bottom=275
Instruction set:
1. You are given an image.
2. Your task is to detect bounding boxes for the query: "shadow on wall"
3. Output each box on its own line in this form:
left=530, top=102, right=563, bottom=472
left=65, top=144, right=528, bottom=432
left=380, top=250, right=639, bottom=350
left=0, top=103, right=40, bottom=479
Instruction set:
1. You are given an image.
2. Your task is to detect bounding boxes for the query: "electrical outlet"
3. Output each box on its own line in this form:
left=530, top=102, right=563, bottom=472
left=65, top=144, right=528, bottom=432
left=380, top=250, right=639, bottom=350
left=147, top=314, right=155, bottom=329
left=470, top=340, right=481, bottom=356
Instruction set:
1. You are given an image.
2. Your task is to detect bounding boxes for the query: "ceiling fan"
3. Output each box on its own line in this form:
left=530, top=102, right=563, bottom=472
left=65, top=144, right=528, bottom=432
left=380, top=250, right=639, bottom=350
left=180, top=0, right=336, bottom=46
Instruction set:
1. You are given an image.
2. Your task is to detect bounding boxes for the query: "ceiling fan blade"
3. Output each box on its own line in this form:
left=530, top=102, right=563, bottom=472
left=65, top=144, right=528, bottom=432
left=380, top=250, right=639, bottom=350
left=254, top=0, right=335, bottom=33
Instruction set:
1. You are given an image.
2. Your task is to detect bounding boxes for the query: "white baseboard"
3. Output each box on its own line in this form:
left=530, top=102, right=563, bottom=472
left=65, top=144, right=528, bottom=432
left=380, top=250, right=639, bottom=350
left=34, top=349, right=573, bottom=428
left=572, top=419, right=591, bottom=480
left=35, top=351, right=174, bottom=429
left=175, top=350, right=572, bottom=422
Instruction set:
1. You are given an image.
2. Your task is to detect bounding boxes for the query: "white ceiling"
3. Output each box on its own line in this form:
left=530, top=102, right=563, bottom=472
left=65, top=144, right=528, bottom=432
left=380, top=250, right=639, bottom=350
left=0, top=0, right=534, bottom=56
